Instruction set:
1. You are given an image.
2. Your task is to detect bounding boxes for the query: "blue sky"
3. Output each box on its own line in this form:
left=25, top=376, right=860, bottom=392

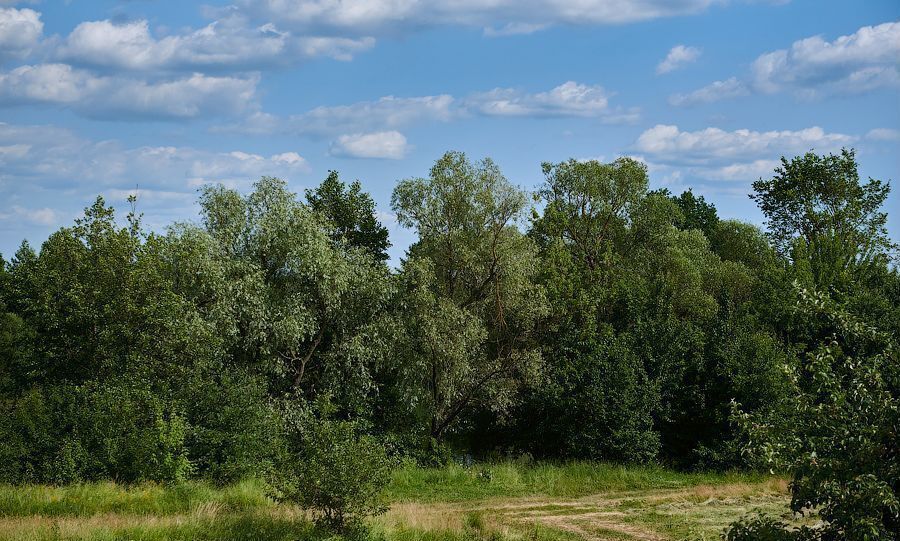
left=1, top=0, right=898, bottom=263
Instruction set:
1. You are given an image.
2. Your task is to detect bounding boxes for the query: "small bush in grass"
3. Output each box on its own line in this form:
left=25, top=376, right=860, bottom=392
left=271, top=405, right=394, bottom=532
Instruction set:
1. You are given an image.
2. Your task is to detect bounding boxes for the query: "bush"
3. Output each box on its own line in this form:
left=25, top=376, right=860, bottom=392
left=271, top=406, right=394, bottom=532
left=730, top=287, right=900, bottom=540
left=183, top=369, right=281, bottom=484
left=62, top=379, right=193, bottom=483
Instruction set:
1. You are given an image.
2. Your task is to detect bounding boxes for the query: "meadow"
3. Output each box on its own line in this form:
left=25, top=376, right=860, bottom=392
left=0, top=462, right=793, bottom=541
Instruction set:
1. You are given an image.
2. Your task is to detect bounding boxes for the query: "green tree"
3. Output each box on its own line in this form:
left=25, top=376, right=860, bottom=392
left=306, top=171, right=391, bottom=262
left=751, top=149, right=895, bottom=292
left=0, top=198, right=225, bottom=482
left=671, top=189, right=719, bottom=238
left=391, top=151, right=546, bottom=444
left=536, top=157, right=647, bottom=272
left=176, top=177, right=391, bottom=405
left=729, top=286, right=900, bottom=540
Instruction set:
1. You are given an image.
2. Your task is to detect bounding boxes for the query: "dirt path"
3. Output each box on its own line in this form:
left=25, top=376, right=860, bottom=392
left=383, top=479, right=791, bottom=541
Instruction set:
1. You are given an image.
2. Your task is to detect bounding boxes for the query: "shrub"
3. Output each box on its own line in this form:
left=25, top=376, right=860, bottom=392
left=59, top=380, right=192, bottom=483
left=730, top=286, right=900, bottom=540
left=271, top=406, right=394, bottom=532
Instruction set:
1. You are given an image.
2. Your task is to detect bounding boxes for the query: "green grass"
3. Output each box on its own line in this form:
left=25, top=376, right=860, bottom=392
left=0, top=479, right=271, bottom=517
left=386, top=461, right=771, bottom=502
left=0, top=462, right=789, bottom=541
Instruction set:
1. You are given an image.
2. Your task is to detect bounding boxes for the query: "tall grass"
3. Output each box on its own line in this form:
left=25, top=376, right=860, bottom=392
left=0, top=461, right=780, bottom=541
left=0, top=479, right=271, bottom=517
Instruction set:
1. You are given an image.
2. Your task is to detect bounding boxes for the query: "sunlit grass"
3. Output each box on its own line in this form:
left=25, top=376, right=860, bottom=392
left=0, top=462, right=790, bottom=541
left=386, top=461, right=773, bottom=502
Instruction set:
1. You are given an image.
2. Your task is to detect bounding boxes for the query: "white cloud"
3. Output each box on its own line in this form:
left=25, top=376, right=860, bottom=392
left=330, top=131, right=408, bottom=159
left=677, top=21, right=900, bottom=103
left=751, top=21, right=900, bottom=95
left=635, top=124, right=855, bottom=164
left=866, top=127, right=900, bottom=141
left=240, top=0, right=726, bottom=35
left=57, top=17, right=374, bottom=71
left=0, top=122, right=311, bottom=193
left=669, top=77, right=749, bottom=106
left=656, top=45, right=701, bottom=74
left=467, top=81, right=612, bottom=118
left=0, top=63, right=258, bottom=119
left=0, top=7, right=42, bottom=61
left=0, top=205, right=57, bottom=225
left=223, top=81, right=638, bottom=137
left=631, top=124, right=858, bottom=185
left=707, top=159, right=781, bottom=181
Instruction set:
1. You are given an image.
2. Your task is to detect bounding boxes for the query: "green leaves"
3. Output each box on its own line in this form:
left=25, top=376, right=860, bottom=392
left=751, top=149, right=895, bottom=292
left=391, top=151, right=545, bottom=442
left=271, top=403, right=393, bottom=532
left=731, top=286, right=900, bottom=540
left=306, top=171, right=391, bottom=262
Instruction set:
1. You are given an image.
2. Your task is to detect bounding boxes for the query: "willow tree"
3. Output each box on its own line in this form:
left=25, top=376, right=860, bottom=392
left=391, top=151, right=545, bottom=443
left=167, top=177, right=391, bottom=406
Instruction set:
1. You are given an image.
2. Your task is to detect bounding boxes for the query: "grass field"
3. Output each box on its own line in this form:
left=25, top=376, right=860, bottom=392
left=0, top=463, right=795, bottom=541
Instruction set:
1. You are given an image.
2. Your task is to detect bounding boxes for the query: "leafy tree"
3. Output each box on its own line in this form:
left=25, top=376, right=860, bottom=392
left=526, top=162, right=790, bottom=467
left=391, top=151, right=546, bottom=445
left=536, top=157, right=647, bottom=272
left=0, top=198, right=227, bottom=482
left=751, top=149, right=895, bottom=292
left=521, top=158, right=659, bottom=462
left=306, top=171, right=391, bottom=262
left=671, top=189, right=719, bottom=238
left=179, top=177, right=391, bottom=404
left=729, top=286, right=899, bottom=540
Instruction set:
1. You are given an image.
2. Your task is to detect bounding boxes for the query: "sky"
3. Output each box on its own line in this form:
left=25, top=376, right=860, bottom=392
left=0, top=0, right=898, bottom=263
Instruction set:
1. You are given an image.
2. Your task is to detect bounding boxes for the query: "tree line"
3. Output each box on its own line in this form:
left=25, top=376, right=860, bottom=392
left=0, top=149, right=897, bottom=538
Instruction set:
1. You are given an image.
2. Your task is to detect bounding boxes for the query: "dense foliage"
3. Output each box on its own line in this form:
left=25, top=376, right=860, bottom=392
left=0, top=149, right=896, bottom=536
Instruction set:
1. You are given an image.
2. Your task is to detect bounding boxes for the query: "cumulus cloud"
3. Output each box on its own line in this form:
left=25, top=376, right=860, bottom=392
left=674, top=21, right=900, bottom=103
left=0, top=64, right=258, bottom=119
left=656, top=45, right=701, bottom=74
left=466, top=81, right=612, bottom=118
left=635, top=124, right=855, bottom=163
left=329, top=131, right=408, bottom=159
left=751, top=21, right=900, bottom=95
left=0, top=7, right=42, bottom=61
left=668, top=77, right=749, bottom=106
left=239, top=0, right=725, bottom=35
left=707, top=159, right=782, bottom=181
left=57, top=16, right=374, bottom=72
left=631, top=124, right=857, bottom=184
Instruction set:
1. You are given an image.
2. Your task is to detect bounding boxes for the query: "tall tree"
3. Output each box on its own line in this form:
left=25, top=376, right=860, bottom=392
left=751, top=149, right=894, bottom=291
left=672, top=189, right=719, bottom=238
left=306, top=171, right=391, bottom=262
left=535, top=158, right=647, bottom=272
left=173, top=177, right=391, bottom=405
left=391, top=151, right=546, bottom=443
